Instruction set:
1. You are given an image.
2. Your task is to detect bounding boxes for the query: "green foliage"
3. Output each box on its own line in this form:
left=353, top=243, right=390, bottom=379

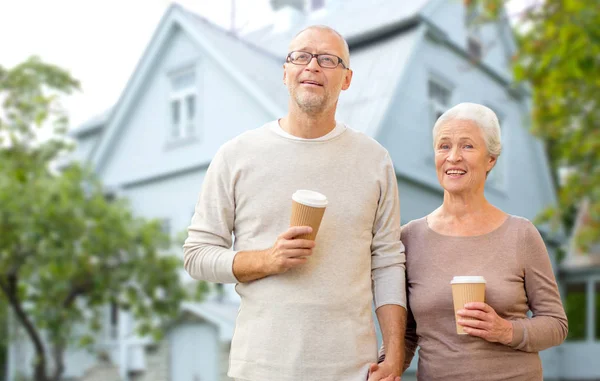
left=0, top=56, right=206, bottom=381
left=512, top=1, right=600, bottom=249
left=471, top=0, right=600, bottom=249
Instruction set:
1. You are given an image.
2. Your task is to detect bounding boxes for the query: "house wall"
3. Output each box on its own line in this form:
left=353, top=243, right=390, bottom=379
left=378, top=35, right=556, bottom=223
left=425, top=0, right=514, bottom=80
left=100, top=26, right=274, bottom=188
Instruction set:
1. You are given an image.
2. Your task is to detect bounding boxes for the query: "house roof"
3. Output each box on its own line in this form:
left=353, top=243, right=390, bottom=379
left=69, top=107, right=113, bottom=138
left=88, top=4, right=289, bottom=173
left=243, top=0, right=431, bottom=55
left=180, top=2, right=424, bottom=135
left=181, top=301, right=239, bottom=342
left=562, top=199, right=600, bottom=272
left=74, top=1, right=436, bottom=143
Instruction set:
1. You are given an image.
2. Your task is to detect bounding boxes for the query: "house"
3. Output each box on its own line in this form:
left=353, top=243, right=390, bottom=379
left=7, top=0, right=591, bottom=380
left=557, top=199, right=600, bottom=379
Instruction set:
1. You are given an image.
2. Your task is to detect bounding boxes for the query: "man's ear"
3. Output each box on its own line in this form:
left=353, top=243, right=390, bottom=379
left=283, top=64, right=287, bottom=85
left=341, top=68, right=353, bottom=91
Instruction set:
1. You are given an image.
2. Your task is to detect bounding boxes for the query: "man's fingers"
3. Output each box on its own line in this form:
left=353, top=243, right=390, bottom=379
left=282, top=238, right=315, bottom=249
left=284, top=249, right=313, bottom=258
left=284, top=257, right=308, bottom=268
left=281, top=226, right=312, bottom=239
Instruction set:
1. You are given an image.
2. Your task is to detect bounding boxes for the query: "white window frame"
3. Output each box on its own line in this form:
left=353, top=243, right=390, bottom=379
left=427, top=75, right=453, bottom=129
left=168, top=66, right=198, bottom=142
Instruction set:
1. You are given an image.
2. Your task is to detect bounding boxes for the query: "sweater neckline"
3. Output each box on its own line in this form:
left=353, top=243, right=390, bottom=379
left=267, top=120, right=348, bottom=142
left=423, top=214, right=513, bottom=239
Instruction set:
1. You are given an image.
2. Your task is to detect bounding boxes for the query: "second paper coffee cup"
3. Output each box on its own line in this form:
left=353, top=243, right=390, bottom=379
left=451, top=276, right=486, bottom=335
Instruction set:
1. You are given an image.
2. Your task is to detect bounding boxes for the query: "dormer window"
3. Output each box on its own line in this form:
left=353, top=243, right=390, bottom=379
left=169, top=67, right=197, bottom=141
left=465, top=2, right=483, bottom=61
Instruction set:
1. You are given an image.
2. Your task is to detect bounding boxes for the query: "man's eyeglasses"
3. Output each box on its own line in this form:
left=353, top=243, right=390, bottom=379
left=286, top=51, right=348, bottom=69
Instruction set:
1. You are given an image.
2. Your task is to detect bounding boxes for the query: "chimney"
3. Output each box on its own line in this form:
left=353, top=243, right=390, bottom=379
left=272, top=5, right=305, bottom=33
left=270, top=0, right=305, bottom=11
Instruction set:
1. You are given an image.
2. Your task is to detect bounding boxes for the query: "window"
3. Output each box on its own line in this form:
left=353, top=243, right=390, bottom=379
left=565, top=282, right=587, bottom=341
left=428, top=78, right=452, bottom=124
left=596, top=281, right=600, bottom=340
left=465, top=2, right=483, bottom=61
left=486, top=107, right=505, bottom=188
left=169, top=68, right=197, bottom=140
left=467, top=36, right=483, bottom=61
left=109, top=301, right=119, bottom=339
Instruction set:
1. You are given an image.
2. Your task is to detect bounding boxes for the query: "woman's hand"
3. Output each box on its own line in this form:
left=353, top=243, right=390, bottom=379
left=367, top=361, right=401, bottom=381
left=456, top=302, right=513, bottom=345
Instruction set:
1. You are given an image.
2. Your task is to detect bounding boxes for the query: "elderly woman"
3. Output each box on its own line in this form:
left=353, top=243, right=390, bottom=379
left=387, top=103, right=568, bottom=380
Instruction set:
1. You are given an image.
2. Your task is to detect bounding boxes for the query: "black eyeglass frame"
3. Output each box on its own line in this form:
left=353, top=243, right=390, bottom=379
left=286, top=51, right=348, bottom=69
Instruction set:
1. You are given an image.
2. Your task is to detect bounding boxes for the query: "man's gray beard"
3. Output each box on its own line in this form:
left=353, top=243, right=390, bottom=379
left=293, top=93, right=328, bottom=115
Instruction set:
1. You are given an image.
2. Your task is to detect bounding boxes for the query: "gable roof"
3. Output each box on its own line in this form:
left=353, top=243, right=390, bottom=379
left=81, top=0, right=522, bottom=173
left=89, top=4, right=287, bottom=174
left=181, top=301, right=239, bottom=342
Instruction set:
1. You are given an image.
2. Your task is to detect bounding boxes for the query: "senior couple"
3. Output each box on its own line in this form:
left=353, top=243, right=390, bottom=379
left=183, top=25, right=568, bottom=381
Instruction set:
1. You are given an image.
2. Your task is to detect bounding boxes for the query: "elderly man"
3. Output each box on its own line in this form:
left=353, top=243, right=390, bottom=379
left=183, top=25, right=406, bottom=381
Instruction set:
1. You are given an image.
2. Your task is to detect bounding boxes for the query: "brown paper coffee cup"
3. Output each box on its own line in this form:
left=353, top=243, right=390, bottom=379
left=289, top=190, right=327, bottom=240
left=451, top=276, right=486, bottom=335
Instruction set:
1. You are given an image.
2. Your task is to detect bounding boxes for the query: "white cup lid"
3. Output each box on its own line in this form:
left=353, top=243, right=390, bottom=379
left=450, top=276, right=486, bottom=284
left=292, top=190, right=328, bottom=208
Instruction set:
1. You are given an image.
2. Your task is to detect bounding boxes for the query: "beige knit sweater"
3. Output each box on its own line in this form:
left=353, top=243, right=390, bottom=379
left=401, top=215, right=568, bottom=381
left=183, top=121, right=406, bottom=381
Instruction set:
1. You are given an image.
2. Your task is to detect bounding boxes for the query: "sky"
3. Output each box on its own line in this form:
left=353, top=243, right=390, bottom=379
left=0, top=0, right=275, bottom=128
left=0, top=0, right=528, bottom=129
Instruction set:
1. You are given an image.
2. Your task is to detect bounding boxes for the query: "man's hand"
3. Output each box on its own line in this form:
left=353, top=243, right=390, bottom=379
left=233, top=226, right=315, bottom=282
left=367, top=362, right=401, bottom=381
left=263, top=226, right=316, bottom=275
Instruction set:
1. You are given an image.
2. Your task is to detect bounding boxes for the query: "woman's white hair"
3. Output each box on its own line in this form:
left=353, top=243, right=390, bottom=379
left=432, top=102, right=502, bottom=158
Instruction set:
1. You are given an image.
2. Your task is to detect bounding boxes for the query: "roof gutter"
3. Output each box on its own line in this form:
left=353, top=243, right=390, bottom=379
left=346, top=16, right=421, bottom=50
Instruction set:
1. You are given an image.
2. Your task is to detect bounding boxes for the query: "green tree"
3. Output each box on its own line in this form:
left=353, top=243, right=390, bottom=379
left=0, top=57, right=205, bottom=381
left=472, top=0, right=600, bottom=248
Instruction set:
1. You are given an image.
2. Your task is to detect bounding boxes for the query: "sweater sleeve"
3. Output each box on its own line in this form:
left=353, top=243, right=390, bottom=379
left=371, top=153, right=407, bottom=310
left=403, top=301, right=418, bottom=371
left=183, top=146, right=239, bottom=284
left=508, top=220, right=568, bottom=352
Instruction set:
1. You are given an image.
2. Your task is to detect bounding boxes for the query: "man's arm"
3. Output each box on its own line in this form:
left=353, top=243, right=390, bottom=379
left=376, top=305, right=407, bottom=374
left=183, top=145, right=316, bottom=283
left=368, top=153, right=407, bottom=381
left=232, top=226, right=315, bottom=283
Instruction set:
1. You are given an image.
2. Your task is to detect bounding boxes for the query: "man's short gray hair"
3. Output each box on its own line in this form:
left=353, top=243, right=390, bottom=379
left=293, top=25, right=350, bottom=67
left=432, top=102, right=502, bottom=158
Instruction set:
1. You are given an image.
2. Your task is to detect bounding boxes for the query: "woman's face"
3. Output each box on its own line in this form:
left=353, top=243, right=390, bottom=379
left=434, top=119, right=496, bottom=196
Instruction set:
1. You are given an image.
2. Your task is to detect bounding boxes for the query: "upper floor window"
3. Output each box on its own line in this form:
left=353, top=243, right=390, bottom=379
left=428, top=78, right=452, bottom=124
left=465, top=2, right=483, bottom=61
left=169, top=68, right=197, bottom=141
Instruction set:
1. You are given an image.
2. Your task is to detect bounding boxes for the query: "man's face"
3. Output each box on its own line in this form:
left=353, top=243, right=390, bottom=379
left=283, top=28, right=352, bottom=115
